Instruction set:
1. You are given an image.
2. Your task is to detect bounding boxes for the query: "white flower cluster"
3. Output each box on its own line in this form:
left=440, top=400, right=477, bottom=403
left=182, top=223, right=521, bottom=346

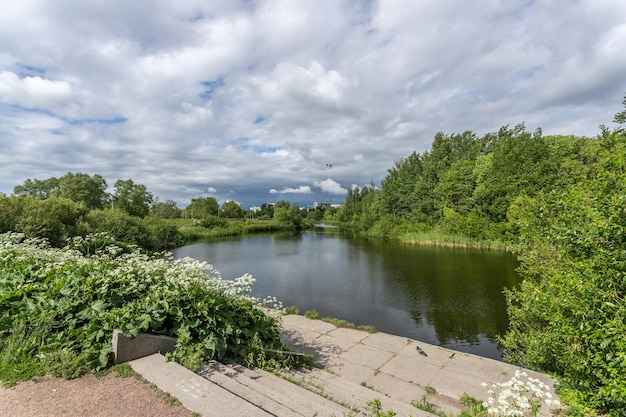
left=481, top=370, right=561, bottom=417
left=1, top=232, right=284, bottom=311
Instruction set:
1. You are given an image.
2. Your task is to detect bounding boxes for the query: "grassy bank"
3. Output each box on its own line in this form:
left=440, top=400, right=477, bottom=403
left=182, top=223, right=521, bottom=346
left=175, top=218, right=299, bottom=242
left=400, top=231, right=513, bottom=251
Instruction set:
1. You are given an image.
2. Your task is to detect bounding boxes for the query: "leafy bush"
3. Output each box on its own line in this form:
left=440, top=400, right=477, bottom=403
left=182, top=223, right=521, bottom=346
left=501, top=127, right=626, bottom=415
left=16, top=197, right=87, bottom=247
left=83, top=208, right=150, bottom=247
left=199, top=215, right=229, bottom=229
left=0, top=232, right=296, bottom=385
left=142, top=216, right=184, bottom=250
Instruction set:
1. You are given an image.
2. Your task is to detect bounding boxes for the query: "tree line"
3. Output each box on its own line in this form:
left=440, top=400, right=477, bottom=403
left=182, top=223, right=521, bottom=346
left=0, top=174, right=309, bottom=250
left=332, top=124, right=600, bottom=244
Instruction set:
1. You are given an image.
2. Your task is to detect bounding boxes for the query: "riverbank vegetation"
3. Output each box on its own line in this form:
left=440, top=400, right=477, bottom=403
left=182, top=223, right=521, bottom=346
left=329, top=124, right=602, bottom=251
left=0, top=176, right=309, bottom=252
left=0, top=233, right=307, bottom=386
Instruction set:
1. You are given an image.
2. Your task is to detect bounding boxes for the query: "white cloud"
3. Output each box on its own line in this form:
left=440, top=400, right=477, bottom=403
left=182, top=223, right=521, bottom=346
left=314, top=179, right=347, bottom=195
left=0, top=71, right=73, bottom=110
left=1, top=0, right=625, bottom=209
left=207, top=187, right=217, bottom=193
left=269, top=186, right=313, bottom=194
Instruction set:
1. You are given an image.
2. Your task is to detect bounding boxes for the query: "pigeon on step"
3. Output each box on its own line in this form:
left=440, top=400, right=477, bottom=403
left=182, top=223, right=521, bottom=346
left=416, top=345, right=427, bottom=356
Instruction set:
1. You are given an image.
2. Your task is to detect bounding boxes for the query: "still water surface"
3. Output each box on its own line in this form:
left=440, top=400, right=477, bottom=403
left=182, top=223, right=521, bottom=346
left=172, top=228, right=521, bottom=360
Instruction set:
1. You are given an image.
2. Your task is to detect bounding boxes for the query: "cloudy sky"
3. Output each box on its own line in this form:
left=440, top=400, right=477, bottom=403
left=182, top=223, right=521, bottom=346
left=1, top=0, right=625, bottom=209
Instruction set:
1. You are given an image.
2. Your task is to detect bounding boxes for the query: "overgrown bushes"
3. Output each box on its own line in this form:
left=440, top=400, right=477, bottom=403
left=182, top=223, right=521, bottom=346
left=500, top=126, right=626, bottom=416
left=0, top=233, right=298, bottom=386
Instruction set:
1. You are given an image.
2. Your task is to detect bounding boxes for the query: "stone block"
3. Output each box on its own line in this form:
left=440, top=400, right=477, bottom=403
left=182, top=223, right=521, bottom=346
left=112, top=329, right=177, bottom=364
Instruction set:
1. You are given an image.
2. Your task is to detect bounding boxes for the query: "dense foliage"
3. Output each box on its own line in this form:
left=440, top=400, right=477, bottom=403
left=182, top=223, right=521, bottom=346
left=333, top=125, right=600, bottom=246
left=499, top=124, right=626, bottom=415
left=0, top=233, right=297, bottom=386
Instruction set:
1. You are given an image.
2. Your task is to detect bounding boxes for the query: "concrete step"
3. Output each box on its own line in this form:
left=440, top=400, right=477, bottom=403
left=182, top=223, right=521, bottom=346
left=129, top=353, right=272, bottom=417
left=199, top=361, right=359, bottom=417
left=279, top=367, right=440, bottom=417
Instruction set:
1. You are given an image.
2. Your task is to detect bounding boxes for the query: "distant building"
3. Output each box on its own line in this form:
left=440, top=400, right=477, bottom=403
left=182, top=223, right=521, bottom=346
left=249, top=206, right=261, bottom=213
left=225, top=199, right=242, bottom=207
left=313, top=202, right=332, bottom=210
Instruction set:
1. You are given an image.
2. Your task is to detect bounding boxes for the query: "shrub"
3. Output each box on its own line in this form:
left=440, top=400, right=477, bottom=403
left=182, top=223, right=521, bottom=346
left=199, top=215, right=229, bottom=229
left=83, top=208, right=150, bottom=247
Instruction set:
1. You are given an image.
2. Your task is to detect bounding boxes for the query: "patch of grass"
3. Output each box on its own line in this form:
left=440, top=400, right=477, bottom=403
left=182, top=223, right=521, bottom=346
left=412, top=395, right=454, bottom=417
left=358, top=325, right=377, bottom=334
left=366, top=399, right=397, bottom=417
left=304, top=310, right=320, bottom=319
left=425, top=385, right=437, bottom=394
left=284, top=306, right=299, bottom=315
left=459, top=393, right=487, bottom=417
left=361, top=381, right=375, bottom=390
left=321, top=317, right=376, bottom=333
left=0, top=324, right=46, bottom=386
left=0, top=351, right=45, bottom=387
left=401, top=231, right=511, bottom=251
left=112, top=363, right=135, bottom=378
left=41, top=349, right=88, bottom=380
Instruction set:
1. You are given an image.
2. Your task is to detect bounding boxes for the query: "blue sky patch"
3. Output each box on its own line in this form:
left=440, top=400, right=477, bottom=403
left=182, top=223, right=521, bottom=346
left=199, top=79, right=224, bottom=100
left=66, top=116, right=128, bottom=125
left=16, top=64, right=46, bottom=77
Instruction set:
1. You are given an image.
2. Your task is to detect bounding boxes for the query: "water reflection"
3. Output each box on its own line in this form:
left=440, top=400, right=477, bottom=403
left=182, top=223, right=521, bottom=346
left=172, top=230, right=520, bottom=360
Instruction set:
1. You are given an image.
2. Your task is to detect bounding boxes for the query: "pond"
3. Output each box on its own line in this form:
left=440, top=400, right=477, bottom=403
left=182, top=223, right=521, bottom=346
left=172, top=228, right=521, bottom=360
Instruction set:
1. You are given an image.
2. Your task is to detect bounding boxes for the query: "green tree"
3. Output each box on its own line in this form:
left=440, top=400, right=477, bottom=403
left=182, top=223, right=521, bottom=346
left=13, top=177, right=60, bottom=199
left=305, top=208, right=323, bottom=221
left=16, top=197, right=87, bottom=246
left=0, top=195, right=23, bottom=233
left=380, top=152, right=423, bottom=218
left=13, top=173, right=108, bottom=209
left=150, top=199, right=181, bottom=219
left=185, top=197, right=218, bottom=219
left=112, top=179, right=153, bottom=218
left=83, top=208, right=150, bottom=247
left=57, top=172, right=108, bottom=210
left=433, top=159, right=476, bottom=214
left=220, top=200, right=245, bottom=219
left=273, top=201, right=303, bottom=229
left=472, top=124, right=549, bottom=222
left=142, top=216, right=183, bottom=249
left=259, top=203, right=275, bottom=218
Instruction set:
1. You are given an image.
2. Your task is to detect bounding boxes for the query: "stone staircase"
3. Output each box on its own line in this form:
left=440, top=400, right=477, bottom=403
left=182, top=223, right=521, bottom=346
left=198, top=360, right=441, bottom=416
left=131, top=353, right=441, bottom=416
left=129, top=314, right=562, bottom=417
left=199, top=361, right=362, bottom=416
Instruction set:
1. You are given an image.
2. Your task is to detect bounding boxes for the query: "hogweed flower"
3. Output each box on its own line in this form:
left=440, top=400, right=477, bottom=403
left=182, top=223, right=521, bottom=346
left=482, top=370, right=560, bottom=417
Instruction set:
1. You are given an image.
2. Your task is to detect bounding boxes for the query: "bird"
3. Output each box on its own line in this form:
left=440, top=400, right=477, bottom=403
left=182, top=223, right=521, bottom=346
left=325, top=163, right=332, bottom=168
left=416, top=345, right=427, bottom=356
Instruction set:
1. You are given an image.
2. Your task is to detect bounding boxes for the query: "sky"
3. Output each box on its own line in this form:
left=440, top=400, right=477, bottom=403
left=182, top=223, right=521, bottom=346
left=1, top=0, right=625, bottom=209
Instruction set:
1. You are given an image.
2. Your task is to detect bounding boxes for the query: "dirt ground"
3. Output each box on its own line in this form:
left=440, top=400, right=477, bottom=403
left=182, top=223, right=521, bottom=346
left=0, top=371, right=195, bottom=417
